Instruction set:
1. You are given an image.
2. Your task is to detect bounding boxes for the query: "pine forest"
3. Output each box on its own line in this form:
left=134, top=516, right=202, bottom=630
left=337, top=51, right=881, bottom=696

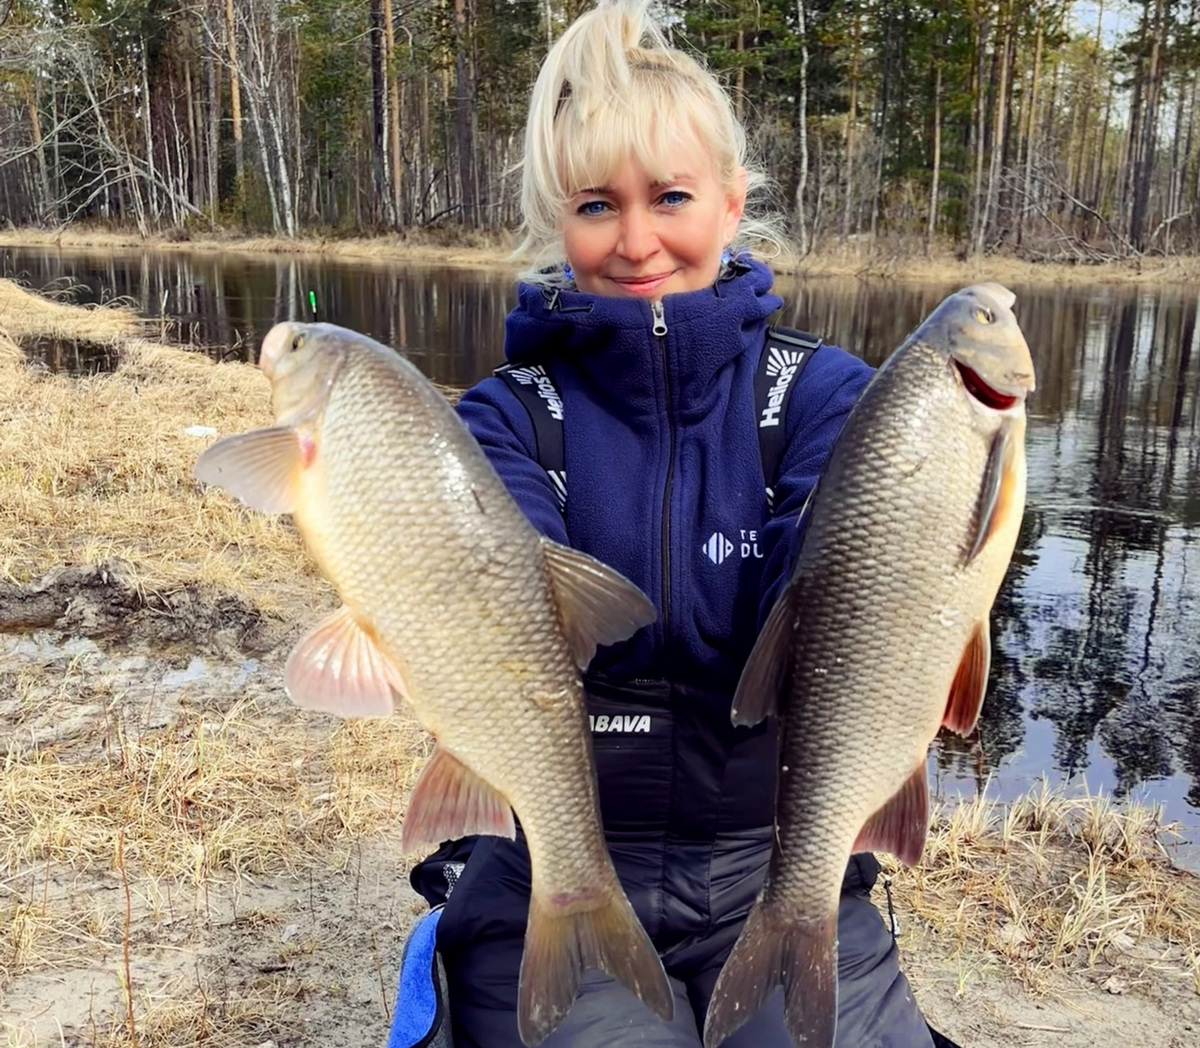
left=0, top=0, right=1198, bottom=260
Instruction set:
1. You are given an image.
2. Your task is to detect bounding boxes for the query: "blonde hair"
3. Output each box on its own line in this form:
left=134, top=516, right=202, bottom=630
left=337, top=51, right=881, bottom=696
left=517, top=0, right=780, bottom=280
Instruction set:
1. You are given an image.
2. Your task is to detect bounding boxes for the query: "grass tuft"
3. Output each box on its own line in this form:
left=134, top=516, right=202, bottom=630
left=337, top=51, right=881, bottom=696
left=888, top=781, right=1200, bottom=995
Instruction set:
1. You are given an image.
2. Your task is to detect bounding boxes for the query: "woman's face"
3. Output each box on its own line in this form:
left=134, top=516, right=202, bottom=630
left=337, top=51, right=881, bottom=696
left=560, top=143, right=746, bottom=300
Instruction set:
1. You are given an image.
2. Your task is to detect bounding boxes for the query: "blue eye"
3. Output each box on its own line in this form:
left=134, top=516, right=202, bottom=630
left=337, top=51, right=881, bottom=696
left=660, top=190, right=691, bottom=207
left=577, top=199, right=609, bottom=216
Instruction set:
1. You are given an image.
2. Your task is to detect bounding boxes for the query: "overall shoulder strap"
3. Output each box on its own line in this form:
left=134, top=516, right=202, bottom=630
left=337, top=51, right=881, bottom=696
left=755, top=324, right=823, bottom=512
left=493, top=360, right=567, bottom=514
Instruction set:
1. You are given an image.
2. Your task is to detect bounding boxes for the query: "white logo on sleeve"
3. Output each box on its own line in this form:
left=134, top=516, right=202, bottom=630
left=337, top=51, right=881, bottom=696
left=508, top=365, right=564, bottom=420
left=704, top=530, right=765, bottom=565
left=759, top=346, right=806, bottom=428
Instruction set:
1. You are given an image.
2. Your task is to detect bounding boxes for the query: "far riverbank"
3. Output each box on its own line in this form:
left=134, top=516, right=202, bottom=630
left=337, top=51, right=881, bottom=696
left=3, top=226, right=1200, bottom=287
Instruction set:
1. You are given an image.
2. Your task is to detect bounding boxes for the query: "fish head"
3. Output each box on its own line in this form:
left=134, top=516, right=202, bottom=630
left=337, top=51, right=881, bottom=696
left=924, top=283, right=1036, bottom=415
left=259, top=321, right=357, bottom=427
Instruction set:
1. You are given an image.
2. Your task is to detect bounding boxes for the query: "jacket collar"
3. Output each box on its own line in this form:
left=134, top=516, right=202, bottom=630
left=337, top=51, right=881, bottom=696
left=503, top=259, right=782, bottom=415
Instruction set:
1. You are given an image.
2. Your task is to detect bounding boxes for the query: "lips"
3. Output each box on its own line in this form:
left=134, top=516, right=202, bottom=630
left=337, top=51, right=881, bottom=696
left=609, top=273, right=673, bottom=296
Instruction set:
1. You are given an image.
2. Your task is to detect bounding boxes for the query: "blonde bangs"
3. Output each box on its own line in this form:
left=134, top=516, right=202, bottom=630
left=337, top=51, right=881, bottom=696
left=553, top=77, right=737, bottom=201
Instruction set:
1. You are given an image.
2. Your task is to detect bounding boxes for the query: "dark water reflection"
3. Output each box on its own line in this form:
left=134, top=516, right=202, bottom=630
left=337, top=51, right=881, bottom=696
left=5, top=246, right=1199, bottom=867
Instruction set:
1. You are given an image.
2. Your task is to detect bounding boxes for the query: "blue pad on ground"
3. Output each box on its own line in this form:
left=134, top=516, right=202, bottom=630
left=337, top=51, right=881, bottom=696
left=387, top=907, right=445, bottom=1048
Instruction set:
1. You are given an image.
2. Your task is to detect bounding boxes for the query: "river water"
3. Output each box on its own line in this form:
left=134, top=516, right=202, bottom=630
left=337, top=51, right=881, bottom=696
left=5, top=245, right=1198, bottom=867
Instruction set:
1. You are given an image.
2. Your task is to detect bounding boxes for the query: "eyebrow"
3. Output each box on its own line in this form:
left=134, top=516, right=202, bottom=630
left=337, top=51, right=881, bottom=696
left=575, top=175, right=698, bottom=196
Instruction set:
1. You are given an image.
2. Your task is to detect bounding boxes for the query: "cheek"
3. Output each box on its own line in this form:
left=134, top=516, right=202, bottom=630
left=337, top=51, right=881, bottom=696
left=562, top=222, right=610, bottom=271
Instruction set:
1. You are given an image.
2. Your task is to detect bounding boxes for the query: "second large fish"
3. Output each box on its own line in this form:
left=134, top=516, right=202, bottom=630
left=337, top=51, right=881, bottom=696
left=704, top=284, right=1035, bottom=1048
left=194, top=322, right=673, bottom=1046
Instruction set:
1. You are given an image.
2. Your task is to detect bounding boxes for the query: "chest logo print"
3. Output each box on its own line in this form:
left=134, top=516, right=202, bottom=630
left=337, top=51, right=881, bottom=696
left=704, top=530, right=764, bottom=565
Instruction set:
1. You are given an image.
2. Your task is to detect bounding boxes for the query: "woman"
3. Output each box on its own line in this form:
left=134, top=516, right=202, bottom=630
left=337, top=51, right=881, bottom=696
left=410, top=3, right=936, bottom=1046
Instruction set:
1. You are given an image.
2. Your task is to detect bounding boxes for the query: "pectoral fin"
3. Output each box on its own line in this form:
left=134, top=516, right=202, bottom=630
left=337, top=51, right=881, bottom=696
left=284, top=605, right=407, bottom=717
left=193, top=426, right=308, bottom=514
left=541, top=539, right=657, bottom=669
left=943, top=619, right=990, bottom=735
left=966, top=419, right=1020, bottom=565
left=402, top=747, right=515, bottom=853
left=853, top=762, right=930, bottom=866
left=730, top=581, right=795, bottom=726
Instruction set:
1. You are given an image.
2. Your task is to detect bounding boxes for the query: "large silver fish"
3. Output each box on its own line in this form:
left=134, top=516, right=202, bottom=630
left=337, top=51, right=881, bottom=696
left=194, top=322, right=673, bottom=1046
left=704, top=284, right=1035, bottom=1048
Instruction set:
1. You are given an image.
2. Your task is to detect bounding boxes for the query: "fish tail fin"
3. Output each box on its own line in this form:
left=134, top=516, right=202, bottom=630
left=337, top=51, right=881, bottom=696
left=518, top=889, right=673, bottom=1046
left=704, top=903, right=838, bottom=1048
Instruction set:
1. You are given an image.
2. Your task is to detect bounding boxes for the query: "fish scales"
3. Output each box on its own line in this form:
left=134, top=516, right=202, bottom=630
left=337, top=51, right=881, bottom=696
left=193, top=323, right=674, bottom=1045
left=774, top=339, right=1022, bottom=912
left=704, top=283, right=1034, bottom=1048
left=299, top=348, right=611, bottom=891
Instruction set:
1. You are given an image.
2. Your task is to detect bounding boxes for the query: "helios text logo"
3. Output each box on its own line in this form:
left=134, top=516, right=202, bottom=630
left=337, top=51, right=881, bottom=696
left=759, top=345, right=806, bottom=428
left=508, top=365, right=564, bottom=420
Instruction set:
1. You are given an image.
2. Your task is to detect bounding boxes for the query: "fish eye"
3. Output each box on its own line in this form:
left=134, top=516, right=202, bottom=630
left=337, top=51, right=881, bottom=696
left=290, top=334, right=305, bottom=353
left=973, top=306, right=994, bottom=324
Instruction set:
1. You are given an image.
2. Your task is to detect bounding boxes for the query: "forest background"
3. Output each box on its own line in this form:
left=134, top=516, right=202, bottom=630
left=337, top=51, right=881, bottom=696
left=0, top=0, right=1197, bottom=263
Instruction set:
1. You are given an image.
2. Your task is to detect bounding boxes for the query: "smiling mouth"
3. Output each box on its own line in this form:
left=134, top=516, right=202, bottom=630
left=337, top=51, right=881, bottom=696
left=610, top=274, right=672, bottom=293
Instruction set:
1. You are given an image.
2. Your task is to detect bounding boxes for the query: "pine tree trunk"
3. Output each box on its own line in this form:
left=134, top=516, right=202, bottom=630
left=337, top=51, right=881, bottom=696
left=794, top=0, right=809, bottom=255
left=841, top=8, right=860, bottom=242
left=977, top=0, right=1013, bottom=254
left=24, top=77, right=51, bottom=223
left=224, top=0, right=246, bottom=225
left=969, top=9, right=992, bottom=255
left=384, top=0, right=404, bottom=225
left=1129, top=0, right=1167, bottom=251
left=1017, top=11, right=1044, bottom=247
left=454, top=0, right=476, bottom=226
left=926, top=59, right=942, bottom=254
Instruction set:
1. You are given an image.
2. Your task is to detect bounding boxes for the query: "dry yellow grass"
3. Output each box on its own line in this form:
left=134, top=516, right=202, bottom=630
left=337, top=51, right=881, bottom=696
left=0, top=705, right=427, bottom=883
left=0, top=227, right=519, bottom=270
left=889, top=782, right=1200, bottom=996
left=0, top=279, right=312, bottom=601
left=0, top=279, right=143, bottom=345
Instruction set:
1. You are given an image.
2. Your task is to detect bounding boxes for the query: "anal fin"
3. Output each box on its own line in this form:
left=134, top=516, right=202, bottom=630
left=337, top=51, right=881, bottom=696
left=853, top=762, right=930, bottom=867
left=944, top=620, right=990, bottom=735
left=284, top=605, right=406, bottom=718
left=402, top=747, right=515, bottom=854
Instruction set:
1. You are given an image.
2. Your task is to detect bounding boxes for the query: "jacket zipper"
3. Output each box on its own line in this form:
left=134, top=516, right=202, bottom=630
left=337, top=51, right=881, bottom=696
left=652, top=299, right=673, bottom=647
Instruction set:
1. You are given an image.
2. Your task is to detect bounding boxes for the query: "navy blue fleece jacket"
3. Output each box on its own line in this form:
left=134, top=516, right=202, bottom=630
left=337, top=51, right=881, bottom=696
left=455, top=259, right=873, bottom=697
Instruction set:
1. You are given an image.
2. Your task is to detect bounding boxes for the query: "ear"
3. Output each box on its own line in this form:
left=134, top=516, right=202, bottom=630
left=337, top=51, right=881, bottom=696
left=723, top=166, right=748, bottom=243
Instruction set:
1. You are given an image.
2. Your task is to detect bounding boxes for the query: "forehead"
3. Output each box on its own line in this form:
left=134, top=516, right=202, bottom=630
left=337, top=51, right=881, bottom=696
left=561, top=131, right=724, bottom=197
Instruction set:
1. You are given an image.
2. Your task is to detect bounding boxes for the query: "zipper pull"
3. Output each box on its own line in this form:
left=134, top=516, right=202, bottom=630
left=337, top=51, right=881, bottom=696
left=650, top=300, right=667, bottom=336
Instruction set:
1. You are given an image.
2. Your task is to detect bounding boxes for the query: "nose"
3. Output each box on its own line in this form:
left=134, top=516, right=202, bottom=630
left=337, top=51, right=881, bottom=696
left=616, top=205, right=660, bottom=264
